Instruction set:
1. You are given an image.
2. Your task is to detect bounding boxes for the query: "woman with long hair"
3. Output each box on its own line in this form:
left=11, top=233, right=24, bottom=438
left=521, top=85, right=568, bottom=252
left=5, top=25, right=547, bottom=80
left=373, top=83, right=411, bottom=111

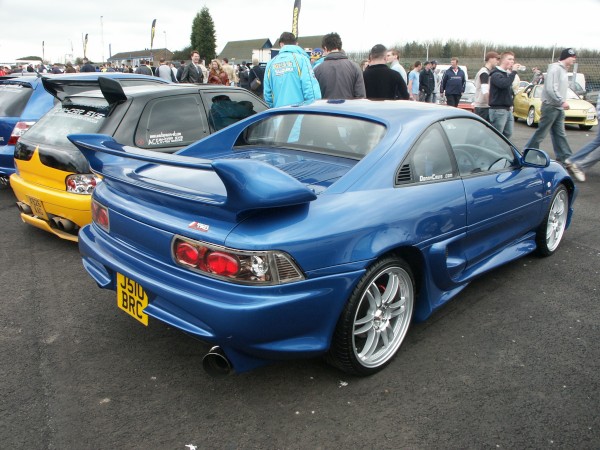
left=208, top=59, right=230, bottom=85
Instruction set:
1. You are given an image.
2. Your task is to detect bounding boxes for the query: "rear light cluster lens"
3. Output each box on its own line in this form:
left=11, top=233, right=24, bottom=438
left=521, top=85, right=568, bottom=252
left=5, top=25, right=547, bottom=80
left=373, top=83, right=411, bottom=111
left=91, top=199, right=110, bottom=232
left=172, top=236, right=304, bottom=285
left=66, top=174, right=101, bottom=194
left=8, top=121, right=35, bottom=145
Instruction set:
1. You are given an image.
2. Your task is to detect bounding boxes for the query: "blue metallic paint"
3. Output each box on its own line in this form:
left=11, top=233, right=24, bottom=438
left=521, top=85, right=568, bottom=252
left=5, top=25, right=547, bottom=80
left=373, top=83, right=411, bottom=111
left=0, top=77, right=55, bottom=177
left=72, top=100, right=577, bottom=373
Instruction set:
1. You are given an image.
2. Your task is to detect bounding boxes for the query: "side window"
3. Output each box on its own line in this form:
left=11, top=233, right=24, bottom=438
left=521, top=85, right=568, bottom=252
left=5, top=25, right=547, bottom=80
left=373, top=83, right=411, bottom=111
left=442, top=118, right=516, bottom=175
left=201, top=91, right=267, bottom=132
left=135, top=94, right=209, bottom=150
left=396, top=124, right=456, bottom=185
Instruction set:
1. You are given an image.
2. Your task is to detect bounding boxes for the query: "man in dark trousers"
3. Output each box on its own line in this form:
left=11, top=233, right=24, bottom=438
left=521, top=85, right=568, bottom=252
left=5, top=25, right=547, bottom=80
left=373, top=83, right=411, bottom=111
left=363, top=44, right=409, bottom=100
left=419, top=61, right=435, bottom=103
left=441, top=57, right=466, bottom=107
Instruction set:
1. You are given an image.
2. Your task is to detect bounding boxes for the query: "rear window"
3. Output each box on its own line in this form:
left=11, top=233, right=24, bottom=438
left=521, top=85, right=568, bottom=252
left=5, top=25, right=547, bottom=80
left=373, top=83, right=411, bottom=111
left=236, top=113, right=386, bottom=159
left=0, top=83, right=33, bottom=116
left=23, top=98, right=109, bottom=147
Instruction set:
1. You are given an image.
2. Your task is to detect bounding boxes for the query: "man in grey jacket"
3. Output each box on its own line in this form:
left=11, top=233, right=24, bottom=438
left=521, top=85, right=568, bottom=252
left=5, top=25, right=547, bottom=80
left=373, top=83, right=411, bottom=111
left=314, top=32, right=365, bottom=100
left=525, top=48, right=577, bottom=163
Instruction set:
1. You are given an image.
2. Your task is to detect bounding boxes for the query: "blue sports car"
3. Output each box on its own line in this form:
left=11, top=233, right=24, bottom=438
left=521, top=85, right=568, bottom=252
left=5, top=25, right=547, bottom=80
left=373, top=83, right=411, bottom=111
left=70, top=100, right=577, bottom=376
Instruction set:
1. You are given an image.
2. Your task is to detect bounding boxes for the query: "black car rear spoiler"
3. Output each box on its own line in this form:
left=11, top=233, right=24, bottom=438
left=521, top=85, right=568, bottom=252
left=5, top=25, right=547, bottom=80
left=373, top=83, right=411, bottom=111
left=42, top=76, right=127, bottom=104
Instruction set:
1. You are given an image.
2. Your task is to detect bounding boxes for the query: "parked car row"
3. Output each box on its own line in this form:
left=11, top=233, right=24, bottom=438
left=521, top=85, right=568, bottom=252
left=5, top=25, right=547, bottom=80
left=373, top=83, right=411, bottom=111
left=5, top=73, right=267, bottom=240
left=2, top=80, right=578, bottom=376
left=444, top=79, right=597, bottom=130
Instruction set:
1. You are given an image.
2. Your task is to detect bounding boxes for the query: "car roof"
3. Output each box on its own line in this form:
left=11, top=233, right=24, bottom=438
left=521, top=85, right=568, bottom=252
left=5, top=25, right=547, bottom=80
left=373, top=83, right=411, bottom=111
left=0, top=75, right=43, bottom=87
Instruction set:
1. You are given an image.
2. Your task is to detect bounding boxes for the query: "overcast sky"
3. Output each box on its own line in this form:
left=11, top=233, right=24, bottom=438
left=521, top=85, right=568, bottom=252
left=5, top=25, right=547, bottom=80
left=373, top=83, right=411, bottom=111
left=1, top=0, right=599, bottom=64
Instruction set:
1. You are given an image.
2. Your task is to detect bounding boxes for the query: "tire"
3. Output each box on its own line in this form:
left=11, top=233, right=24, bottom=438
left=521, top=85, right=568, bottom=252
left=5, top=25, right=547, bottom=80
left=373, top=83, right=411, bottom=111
left=327, top=256, right=415, bottom=376
left=579, top=125, right=592, bottom=131
left=526, top=107, right=537, bottom=127
left=536, top=185, right=569, bottom=256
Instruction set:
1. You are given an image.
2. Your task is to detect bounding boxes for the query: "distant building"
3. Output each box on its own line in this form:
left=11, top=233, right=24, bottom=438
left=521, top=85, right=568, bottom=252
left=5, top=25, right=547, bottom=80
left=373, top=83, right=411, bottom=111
left=108, top=48, right=173, bottom=67
left=217, top=38, right=272, bottom=64
left=217, top=35, right=325, bottom=64
left=270, top=35, right=325, bottom=60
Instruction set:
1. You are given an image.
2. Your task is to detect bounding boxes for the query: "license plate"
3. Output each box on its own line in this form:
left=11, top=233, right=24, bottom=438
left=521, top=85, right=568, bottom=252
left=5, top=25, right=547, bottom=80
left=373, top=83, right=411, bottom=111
left=116, top=273, right=149, bottom=326
left=27, top=196, right=48, bottom=220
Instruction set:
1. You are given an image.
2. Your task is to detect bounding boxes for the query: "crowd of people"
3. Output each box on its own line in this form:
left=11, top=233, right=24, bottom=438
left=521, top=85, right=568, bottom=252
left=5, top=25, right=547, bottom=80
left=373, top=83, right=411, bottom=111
left=2, top=34, right=596, bottom=181
left=262, top=34, right=597, bottom=182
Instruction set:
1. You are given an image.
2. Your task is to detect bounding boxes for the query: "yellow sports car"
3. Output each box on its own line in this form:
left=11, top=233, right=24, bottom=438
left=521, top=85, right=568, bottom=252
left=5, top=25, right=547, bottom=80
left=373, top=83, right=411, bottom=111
left=514, top=83, right=598, bottom=130
left=11, top=75, right=267, bottom=242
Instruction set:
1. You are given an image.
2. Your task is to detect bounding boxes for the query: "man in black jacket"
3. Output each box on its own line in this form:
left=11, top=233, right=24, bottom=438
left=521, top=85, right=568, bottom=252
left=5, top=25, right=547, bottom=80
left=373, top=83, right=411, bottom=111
left=489, top=51, right=522, bottom=139
left=418, top=61, right=435, bottom=103
left=180, top=50, right=204, bottom=84
left=80, top=58, right=95, bottom=73
left=248, top=58, right=265, bottom=98
left=363, top=44, right=409, bottom=100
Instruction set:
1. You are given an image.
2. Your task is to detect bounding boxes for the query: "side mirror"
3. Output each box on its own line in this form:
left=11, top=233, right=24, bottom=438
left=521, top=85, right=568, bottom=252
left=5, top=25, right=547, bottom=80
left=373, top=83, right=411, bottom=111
left=522, top=148, right=550, bottom=168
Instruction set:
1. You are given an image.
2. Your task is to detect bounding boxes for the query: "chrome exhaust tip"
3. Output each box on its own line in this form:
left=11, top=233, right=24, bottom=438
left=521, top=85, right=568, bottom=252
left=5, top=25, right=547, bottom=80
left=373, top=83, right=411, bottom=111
left=202, top=346, right=233, bottom=377
left=50, top=216, right=61, bottom=228
left=16, top=201, right=32, bottom=215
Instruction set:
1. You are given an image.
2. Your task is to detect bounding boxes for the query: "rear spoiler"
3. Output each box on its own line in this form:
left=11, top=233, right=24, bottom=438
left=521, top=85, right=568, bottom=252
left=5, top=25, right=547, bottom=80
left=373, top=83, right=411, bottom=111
left=67, top=134, right=317, bottom=214
left=42, top=76, right=127, bottom=103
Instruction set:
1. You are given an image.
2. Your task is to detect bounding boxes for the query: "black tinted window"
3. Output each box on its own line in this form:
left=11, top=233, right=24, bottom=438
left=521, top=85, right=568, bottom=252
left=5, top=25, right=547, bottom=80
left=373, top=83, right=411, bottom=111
left=202, top=91, right=266, bottom=132
left=134, top=94, right=209, bottom=149
left=0, top=83, right=33, bottom=116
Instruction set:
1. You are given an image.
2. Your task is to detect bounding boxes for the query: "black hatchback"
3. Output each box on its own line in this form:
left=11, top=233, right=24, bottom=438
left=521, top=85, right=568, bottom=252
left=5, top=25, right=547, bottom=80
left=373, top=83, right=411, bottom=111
left=11, top=77, right=268, bottom=241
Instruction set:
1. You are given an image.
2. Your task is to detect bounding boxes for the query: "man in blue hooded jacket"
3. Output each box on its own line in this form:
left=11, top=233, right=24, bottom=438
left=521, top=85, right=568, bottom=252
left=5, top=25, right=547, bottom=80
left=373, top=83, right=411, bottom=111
left=263, top=32, right=321, bottom=108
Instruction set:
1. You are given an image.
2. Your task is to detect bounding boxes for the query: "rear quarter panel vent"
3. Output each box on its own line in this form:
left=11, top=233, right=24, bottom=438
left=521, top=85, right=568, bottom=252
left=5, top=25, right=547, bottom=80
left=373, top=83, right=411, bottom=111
left=395, top=164, right=412, bottom=185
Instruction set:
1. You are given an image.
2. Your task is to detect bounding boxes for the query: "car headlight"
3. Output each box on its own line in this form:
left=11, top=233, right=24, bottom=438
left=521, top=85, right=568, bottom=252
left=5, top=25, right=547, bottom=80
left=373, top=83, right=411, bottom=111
left=587, top=107, right=596, bottom=120
left=172, top=236, right=305, bottom=285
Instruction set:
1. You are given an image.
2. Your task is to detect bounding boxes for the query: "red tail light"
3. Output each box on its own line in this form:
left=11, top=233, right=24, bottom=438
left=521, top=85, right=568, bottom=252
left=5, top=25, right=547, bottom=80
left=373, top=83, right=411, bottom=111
left=8, top=121, right=35, bottom=145
left=172, top=236, right=304, bottom=285
left=91, top=200, right=110, bottom=232
left=175, top=242, right=200, bottom=266
left=206, top=252, right=239, bottom=276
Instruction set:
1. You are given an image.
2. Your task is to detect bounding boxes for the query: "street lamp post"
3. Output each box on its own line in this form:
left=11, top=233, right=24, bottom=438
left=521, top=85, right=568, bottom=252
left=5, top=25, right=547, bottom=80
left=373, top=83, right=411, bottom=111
left=101, top=16, right=105, bottom=64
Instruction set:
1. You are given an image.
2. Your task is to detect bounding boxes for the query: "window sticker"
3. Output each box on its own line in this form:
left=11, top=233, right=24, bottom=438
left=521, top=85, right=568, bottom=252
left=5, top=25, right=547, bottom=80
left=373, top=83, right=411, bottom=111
left=147, top=131, right=184, bottom=146
left=60, top=107, right=106, bottom=124
left=419, top=173, right=454, bottom=182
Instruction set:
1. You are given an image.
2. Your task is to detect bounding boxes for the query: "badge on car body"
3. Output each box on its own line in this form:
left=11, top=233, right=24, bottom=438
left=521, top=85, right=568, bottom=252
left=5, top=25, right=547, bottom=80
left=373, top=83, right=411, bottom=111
left=188, top=221, right=209, bottom=232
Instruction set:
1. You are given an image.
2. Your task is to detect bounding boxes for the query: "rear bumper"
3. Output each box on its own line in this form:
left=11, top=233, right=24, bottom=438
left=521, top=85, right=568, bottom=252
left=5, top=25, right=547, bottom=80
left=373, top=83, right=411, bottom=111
left=10, top=173, right=92, bottom=240
left=0, top=145, right=16, bottom=177
left=79, top=223, right=365, bottom=372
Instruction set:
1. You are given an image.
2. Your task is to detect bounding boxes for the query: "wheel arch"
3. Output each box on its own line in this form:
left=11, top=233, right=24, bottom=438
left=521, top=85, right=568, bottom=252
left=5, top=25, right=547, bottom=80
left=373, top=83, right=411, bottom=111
left=378, top=245, right=425, bottom=301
